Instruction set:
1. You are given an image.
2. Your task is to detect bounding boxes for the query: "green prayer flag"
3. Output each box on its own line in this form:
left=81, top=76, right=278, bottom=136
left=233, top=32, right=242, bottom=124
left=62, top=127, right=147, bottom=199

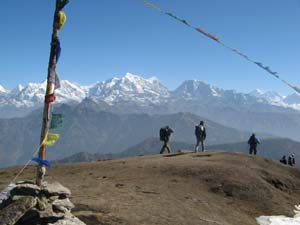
left=50, top=113, right=63, bottom=129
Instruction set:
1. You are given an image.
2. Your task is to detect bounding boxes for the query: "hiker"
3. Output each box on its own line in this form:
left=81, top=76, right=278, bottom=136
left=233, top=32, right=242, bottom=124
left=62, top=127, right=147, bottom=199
left=195, top=121, right=206, bottom=152
left=280, top=155, right=287, bottom=165
left=247, top=133, right=260, bottom=155
left=159, top=126, right=174, bottom=154
left=288, top=155, right=293, bottom=166
left=292, top=154, right=296, bottom=166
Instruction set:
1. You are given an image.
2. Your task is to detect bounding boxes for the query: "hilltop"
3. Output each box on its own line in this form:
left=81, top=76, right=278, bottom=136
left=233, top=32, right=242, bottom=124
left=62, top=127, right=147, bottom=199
left=0, top=151, right=300, bottom=225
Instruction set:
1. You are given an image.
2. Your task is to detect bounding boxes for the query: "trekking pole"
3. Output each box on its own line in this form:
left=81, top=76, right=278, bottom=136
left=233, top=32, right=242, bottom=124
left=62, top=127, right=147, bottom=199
left=36, top=0, right=61, bottom=187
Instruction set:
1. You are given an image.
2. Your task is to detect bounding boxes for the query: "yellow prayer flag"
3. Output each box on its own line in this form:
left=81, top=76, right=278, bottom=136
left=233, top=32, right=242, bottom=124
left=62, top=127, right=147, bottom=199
left=42, top=133, right=60, bottom=146
left=56, top=11, right=67, bottom=30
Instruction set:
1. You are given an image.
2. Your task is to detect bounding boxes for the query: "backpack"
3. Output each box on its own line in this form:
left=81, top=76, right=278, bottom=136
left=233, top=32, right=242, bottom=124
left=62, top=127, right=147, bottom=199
left=160, top=127, right=167, bottom=141
left=195, top=125, right=205, bottom=138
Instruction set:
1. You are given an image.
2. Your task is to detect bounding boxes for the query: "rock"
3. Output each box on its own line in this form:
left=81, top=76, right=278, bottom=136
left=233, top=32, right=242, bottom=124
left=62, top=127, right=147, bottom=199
left=49, top=195, right=60, bottom=202
left=15, top=209, right=40, bottom=225
left=10, top=183, right=40, bottom=197
left=49, top=212, right=86, bottom=225
left=36, top=196, right=49, bottom=211
left=42, top=182, right=71, bottom=198
left=53, top=198, right=75, bottom=213
left=12, top=195, right=27, bottom=201
left=0, top=196, right=37, bottom=225
left=0, top=183, right=16, bottom=205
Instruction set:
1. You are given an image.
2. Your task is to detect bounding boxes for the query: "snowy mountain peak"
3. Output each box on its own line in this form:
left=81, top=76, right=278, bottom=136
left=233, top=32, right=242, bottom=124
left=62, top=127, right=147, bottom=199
left=249, top=89, right=285, bottom=105
left=124, top=72, right=139, bottom=79
left=88, top=73, right=170, bottom=104
left=0, top=85, right=6, bottom=93
left=174, top=80, right=222, bottom=98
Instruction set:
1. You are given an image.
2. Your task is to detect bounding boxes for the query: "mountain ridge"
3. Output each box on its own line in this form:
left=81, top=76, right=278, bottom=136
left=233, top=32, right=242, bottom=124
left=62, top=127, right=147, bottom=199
left=1, top=73, right=300, bottom=119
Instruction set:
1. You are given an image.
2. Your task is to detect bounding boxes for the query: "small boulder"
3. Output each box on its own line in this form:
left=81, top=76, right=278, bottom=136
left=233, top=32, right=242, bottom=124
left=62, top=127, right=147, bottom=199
left=0, top=196, right=37, bottom=225
left=42, top=182, right=71, bottom=198
left=53, top=198, right=75, bottom=213
left=10, top=183, right=40, bottom=197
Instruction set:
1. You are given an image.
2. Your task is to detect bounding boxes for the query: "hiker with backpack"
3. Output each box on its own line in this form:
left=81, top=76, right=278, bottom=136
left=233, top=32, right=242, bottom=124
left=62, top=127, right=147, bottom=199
left=247, top=133, right=260, bottom=155
left=292, top=154, right=296, bottom=166
left=280, top=155, right=287, bottom=165
left=159, top=126, right=174, bottom=154
left=288, top=155, right=293, bottom=166
left=195, top=121, right=206, bottom=152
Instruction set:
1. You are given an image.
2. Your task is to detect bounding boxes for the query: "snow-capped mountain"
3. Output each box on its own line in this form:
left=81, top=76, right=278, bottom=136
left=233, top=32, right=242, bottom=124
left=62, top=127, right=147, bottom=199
left=283, top=93, right=300, bottom=104
left=0, top=80, right=88, bottom=108
left=1, top=73, right=300, bottom=118
left=88, top=73, right=170, bottom=104
left=249, top=89, right=285, bottom=103
left=249, top=89, right=300, bottom=110
left=173, top=80, right=222, bottom=99
left=173, top=80, right=271, bottom=109
left=0, top=85, right=6, bottom=94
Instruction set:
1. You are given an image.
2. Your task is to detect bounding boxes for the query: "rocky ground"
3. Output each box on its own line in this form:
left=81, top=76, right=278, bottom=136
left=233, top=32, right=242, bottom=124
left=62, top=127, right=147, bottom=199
left=0, top=151, right=300, bottom=225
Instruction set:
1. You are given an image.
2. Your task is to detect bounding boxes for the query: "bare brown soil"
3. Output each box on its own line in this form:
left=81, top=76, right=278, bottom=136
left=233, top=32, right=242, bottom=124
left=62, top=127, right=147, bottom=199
left=1, top=151, right=300, bottom=225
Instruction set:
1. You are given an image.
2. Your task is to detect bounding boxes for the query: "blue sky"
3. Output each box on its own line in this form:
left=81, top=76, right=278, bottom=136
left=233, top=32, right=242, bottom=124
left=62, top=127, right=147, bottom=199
left=0, top=0, right=299, bottom=94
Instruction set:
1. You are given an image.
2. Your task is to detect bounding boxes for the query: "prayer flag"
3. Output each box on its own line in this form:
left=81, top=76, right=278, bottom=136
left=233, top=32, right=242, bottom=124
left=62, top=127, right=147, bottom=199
left=165, top=12, right=191, bottom=27
left=32, top=158, right=52, bottom=168
left=143, top=0, right=163, bottom=13
left=56, top=11, right=67, bottom=30
left=55, top=39, right=61, bottom=63
left=293, top=86, right=300, bottom=94
left=49, top=70, right=61, bottom=90
left=195, top=27, right=219, bottom=42
left=50, top=114, right=63, bottom=129
left=45, top=93, right=56, bottom=104
left=42, top=133, right=60, bottom=146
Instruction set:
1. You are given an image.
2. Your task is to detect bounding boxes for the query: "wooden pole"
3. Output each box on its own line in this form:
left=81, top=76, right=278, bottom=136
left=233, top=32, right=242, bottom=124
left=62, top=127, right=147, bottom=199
left=36, top=0, right=61, bottom=187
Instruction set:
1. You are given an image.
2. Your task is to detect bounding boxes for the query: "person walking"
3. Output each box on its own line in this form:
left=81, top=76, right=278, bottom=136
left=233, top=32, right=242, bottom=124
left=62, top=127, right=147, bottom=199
left=247, top=133, right=260, bottom=155
left=195, top=121, right=206, bottom=152
left=280, top=155, right=287, bottom=165
left=159, top=126, right=174, bottom=154
left=291, top=154, right=296, bottom=167
left=288, top=155, right=293, bottom=166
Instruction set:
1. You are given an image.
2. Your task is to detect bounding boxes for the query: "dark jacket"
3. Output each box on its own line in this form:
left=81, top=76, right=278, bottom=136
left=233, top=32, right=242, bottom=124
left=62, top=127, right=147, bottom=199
left=248, top=135, right=260, bottom=147
left=195, top=125, right=206, bottom=140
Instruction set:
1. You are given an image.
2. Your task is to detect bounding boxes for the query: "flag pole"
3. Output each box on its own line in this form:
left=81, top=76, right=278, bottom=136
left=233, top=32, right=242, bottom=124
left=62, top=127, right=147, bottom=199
left=36, top=0, right=61, bottom=187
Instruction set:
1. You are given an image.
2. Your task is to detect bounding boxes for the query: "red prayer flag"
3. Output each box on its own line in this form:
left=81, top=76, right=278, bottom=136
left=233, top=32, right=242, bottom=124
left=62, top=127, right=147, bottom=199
left=195, top=27, right=219, bottom=42
left=45, top=94, right=56, bottom=103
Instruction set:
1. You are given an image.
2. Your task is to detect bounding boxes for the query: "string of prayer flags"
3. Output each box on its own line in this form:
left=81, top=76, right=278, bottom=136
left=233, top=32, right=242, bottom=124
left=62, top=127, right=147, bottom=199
left=42, top=132, right=60, bottom=146
left=59, top=0, right=69, bottom=10
left=32, top=158, right=52, bottom=168
left=56, top=11, right=67, bottom=30
left=50, top=114, right=63, bottom=129
left=141, top=0, right=300, bottom=95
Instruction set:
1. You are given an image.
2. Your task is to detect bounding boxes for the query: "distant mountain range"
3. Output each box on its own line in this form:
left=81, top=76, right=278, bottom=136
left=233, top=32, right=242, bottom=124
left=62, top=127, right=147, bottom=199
left=0, top=102, right=264, bottom=168
left=1, top=73, right=300, bottom=119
